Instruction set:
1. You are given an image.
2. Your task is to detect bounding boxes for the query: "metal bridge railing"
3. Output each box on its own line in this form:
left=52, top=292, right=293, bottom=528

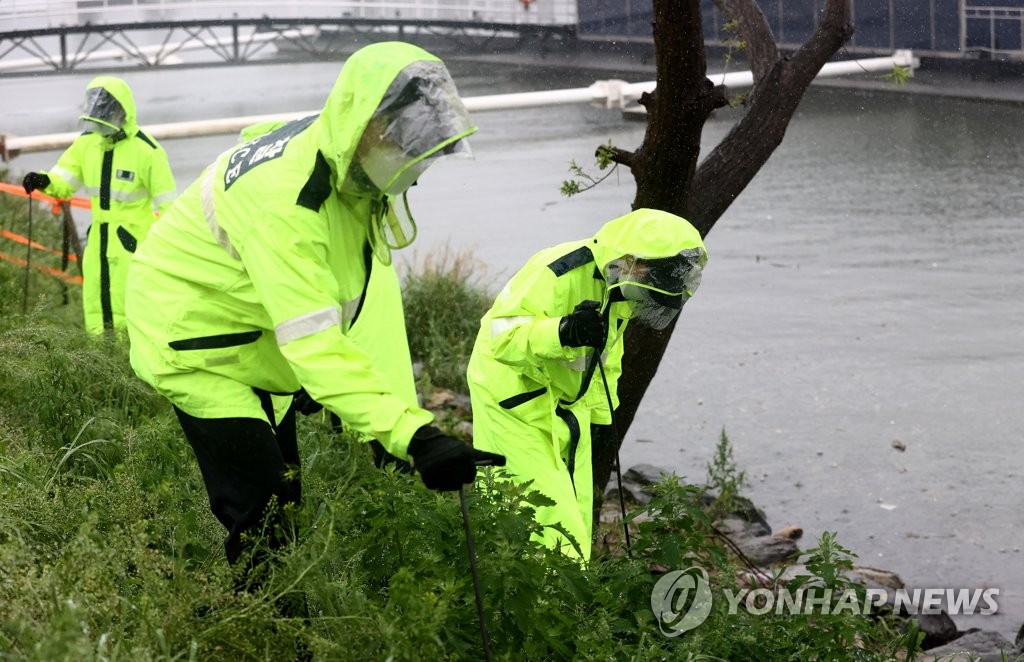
left=1, top=0, right=578, bottom=31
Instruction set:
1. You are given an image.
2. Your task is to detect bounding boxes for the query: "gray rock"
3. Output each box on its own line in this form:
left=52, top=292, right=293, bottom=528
left=720, top=495, right=771, bottom=531
left=847, top=566, right=906, bottom=592
left=733, top=535, right=800, bottom=566
left=913, top=611, right=960, bottom=650
left=623, top=463, right=676, bottom=485
left=922, top=629, right=1015, bottom=661
left=604, top=478, right=655, bottom=505
left=605, top=464, right=677, bottom=505
left=715, top=516, right=772, bottom=539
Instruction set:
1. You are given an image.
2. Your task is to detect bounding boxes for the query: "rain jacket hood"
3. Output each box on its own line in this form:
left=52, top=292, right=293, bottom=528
left=592, top=208, right=707, bottom=282
left=80, top=76, right=138, bottom=141
left=317, top=41, right=476, bottom=194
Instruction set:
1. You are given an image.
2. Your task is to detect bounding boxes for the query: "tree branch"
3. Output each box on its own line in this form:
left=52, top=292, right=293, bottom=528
left=606, top=146, right=637, bottom=169
left=792, top=0, right=854, bottom=78
left=653, top=0, right=710, bottom=103
left=713, top=0, right=779, bottom=80
left=690, top=0, right=852, bottom=236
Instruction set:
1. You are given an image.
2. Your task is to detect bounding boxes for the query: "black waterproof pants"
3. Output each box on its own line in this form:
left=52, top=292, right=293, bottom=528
left=173, top=389, right=301, bottom=570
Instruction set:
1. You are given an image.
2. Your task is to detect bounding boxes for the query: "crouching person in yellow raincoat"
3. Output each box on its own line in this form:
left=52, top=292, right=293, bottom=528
left=125, top=42, right=501, bottom=592
left=467, top=209, right=707, bottom=561
left=22, top=76, right=177, bottom=335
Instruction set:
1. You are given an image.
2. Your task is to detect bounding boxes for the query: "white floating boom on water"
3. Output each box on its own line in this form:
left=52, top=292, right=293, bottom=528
left=0, top=51, right=918, bottom=161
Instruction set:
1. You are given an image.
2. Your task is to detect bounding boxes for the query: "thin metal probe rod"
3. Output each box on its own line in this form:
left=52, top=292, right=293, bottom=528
left=459, top=485, right=493, bottom=662
left=597, top=359, right=632, bottom=556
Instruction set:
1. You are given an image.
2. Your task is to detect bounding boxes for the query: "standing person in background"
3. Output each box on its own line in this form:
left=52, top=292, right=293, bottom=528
left=22, top=76, right=177, bottom=335
left=467, top=208, right=707, bottom=561
left=124, top=42, right=500, bottom=592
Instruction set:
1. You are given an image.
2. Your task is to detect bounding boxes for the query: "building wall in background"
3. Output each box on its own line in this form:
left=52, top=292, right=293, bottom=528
left=576, top=0, right=1024, bottom=59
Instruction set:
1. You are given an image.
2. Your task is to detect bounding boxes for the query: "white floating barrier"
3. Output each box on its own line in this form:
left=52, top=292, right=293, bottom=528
left=0, top=50, right=918, bottom=161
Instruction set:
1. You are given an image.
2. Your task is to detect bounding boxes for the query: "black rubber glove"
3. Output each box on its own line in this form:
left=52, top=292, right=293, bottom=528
left=22, top=172, right=50, bottom=195
left=558, top=300, right=606, bottom=349
left=471, top=448, right=507, bottom=468
left=291, top=388, right=323, bottom=416
left=407, top=426, right=477, bottom=491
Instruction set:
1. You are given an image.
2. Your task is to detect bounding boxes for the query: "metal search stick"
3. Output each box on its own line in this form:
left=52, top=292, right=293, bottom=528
left=597, top=359, right=632, bottom=556
left=22, top=192, right=33, bottom=314
left=460, top=451, right=506, bottom=662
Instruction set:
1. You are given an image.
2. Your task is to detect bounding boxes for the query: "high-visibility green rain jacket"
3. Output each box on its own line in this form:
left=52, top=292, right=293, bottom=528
left=467, top=208, right=707, bottom=560
left=40, top=76, right=177, bottom=335
left=126, top=42, right=474, bottom=460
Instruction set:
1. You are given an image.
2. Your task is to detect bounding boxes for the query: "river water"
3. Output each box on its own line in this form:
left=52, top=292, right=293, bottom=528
left=4, top=56, right=1023, bottom=639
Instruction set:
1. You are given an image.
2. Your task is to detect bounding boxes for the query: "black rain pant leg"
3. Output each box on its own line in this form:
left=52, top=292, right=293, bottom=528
left=173, top=396, right=301, bottom=569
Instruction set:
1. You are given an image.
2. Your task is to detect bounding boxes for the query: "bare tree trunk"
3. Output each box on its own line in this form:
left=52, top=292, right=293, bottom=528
left=592, top=0, right=853, bottom=499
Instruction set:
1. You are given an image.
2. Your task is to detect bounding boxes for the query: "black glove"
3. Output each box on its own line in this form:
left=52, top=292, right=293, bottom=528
left=22, top=172, right=50, bottom=195
left=291, top=388, right=323, bottom=416
left=407, top=426, right=477, bottom=491
left=558, top=300, right=606, bottom=348
left=471, top=448, right=507, bottom=468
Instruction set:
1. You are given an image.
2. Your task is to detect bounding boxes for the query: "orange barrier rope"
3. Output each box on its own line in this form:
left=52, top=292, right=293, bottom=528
left=0, top=181, right=91, bottom=214
left=1, top=229, right=79, bottom=261
left=0, top=251, right=83, bottom=284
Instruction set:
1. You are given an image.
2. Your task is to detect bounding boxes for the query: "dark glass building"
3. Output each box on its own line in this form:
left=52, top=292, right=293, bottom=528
left=576, top=0, right=1024, bottom=58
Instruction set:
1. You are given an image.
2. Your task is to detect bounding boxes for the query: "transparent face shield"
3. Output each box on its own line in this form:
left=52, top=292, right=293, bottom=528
left=356, top=60, right=476, bottom=265
left=78, top=87, right=127, bottom=137
left=606, top=248, right=706, bottom=330
left=356, top=60, right=475, bottom=198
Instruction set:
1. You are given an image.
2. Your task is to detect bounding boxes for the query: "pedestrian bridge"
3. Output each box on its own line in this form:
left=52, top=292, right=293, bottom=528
left=0, top=0, right=577, bottom=75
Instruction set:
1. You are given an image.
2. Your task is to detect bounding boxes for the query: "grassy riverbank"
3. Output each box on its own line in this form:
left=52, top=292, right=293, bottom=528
left=0, top=181, right=918, bottom=660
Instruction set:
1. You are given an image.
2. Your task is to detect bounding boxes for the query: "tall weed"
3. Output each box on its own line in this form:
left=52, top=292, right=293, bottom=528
left=400, top=246, right=494, bottom=392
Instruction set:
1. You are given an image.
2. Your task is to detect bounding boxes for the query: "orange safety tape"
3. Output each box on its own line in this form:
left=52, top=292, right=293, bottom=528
left=0, top=181, right=92, bottom=214
left=0, top=251, right=83, bottom=284
left=1, top=229, right=79, bottom=261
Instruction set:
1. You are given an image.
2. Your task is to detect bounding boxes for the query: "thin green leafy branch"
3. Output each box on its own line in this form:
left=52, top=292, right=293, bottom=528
left=560, top=141, right=620, bottom=197
left=720, top=19, right=749, bottom=107
left=883, top=65, right=912, bottom=85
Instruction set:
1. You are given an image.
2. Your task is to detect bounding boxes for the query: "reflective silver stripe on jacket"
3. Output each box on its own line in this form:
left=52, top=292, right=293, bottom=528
left=201, top=164, right=240, bottom=259
left=275, top=307, right=341, bottom=346
left=152, top=190, right=177, bottom=207
left=50, top=166, right=83, bottom=190
left=108, top=188, right=151, bottom=203
left=490, top=315, right=534, bottom=337
left=81, top=186, right=166, bottom=204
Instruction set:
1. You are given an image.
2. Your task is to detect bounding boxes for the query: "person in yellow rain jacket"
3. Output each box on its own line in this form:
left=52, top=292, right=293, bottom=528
left=124, top=42, right=501, bottom=578
left=467, top=209, right=707, bottom=561
left=22, top=76, right=177, bottom=335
